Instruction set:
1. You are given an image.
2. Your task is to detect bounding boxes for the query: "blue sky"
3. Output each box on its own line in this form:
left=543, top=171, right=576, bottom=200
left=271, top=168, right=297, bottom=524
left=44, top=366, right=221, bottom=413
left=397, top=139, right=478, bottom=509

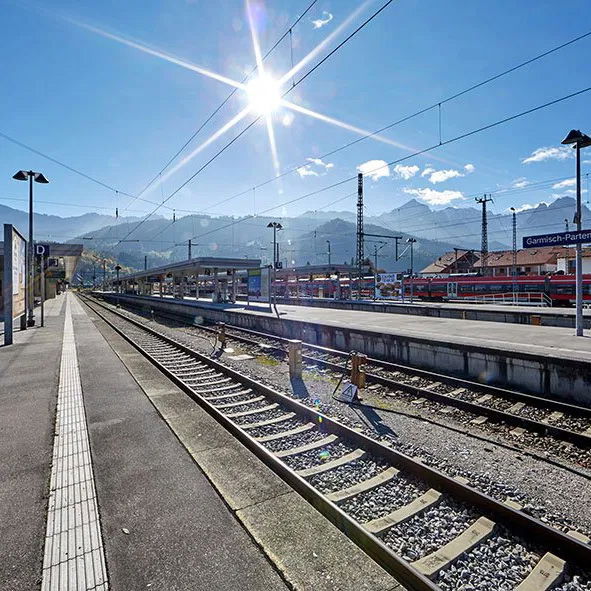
left=1, top=0, right=590, bottom=231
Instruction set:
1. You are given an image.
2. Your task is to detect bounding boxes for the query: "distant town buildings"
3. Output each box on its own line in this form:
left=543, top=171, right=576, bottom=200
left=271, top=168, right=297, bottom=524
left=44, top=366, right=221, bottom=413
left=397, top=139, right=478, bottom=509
left=420, top=245, right=591, bottom=276
left=420, top=249, right=481, bottom=276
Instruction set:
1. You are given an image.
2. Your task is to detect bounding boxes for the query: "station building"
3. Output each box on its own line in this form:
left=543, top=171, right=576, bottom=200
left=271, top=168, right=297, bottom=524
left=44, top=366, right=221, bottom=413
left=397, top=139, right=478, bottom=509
left=472, top=246, right=566, bottom=276
left=556, top=247, right=591, bottom=274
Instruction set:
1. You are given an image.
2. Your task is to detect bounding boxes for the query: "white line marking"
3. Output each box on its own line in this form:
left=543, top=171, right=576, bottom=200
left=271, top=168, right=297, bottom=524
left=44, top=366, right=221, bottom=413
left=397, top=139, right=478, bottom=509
left=42, top=295, right=109, bottom=590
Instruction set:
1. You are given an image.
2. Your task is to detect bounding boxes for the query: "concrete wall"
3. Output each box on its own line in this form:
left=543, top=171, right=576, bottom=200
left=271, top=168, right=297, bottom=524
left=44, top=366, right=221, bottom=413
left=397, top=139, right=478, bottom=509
left=102, top=293, right=591, bottom=407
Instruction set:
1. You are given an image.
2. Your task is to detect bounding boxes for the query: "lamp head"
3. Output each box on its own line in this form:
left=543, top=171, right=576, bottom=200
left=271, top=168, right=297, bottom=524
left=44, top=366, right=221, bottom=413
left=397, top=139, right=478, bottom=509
left=12, top=170, right=28, bottom=181
left=562, top=129, right=585, bottom=145
left=34, top=173, right=49, bottom=184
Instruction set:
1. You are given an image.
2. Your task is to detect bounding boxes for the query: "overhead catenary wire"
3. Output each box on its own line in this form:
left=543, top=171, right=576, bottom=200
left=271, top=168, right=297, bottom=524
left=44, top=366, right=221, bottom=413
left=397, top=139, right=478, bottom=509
left=179, top=86, right=591, bottom=246
left=2, top=27, right=589, bottom=223
left=119, top=0, right=397, bottom=247
left=194, top=28, right=591, bottom=216
left=125, top=0, right=319, bottom=210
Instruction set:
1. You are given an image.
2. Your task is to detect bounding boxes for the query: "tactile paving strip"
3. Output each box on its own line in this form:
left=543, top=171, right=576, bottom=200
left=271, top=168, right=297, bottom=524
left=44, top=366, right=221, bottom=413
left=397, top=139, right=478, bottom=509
left=41, top=295, right=109, bottom=590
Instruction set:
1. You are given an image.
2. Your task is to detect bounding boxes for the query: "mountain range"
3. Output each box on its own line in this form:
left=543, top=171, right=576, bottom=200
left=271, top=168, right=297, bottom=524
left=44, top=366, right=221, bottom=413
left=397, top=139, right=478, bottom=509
left=1, top=197, right=587, bottom=278
left=0, top=204, right=152, bottom=242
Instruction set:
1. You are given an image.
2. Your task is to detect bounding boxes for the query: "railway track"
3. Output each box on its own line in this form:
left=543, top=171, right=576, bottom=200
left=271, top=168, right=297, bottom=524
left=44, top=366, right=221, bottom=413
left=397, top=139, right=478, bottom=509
left=81, top=293, right=591, bottom=591
left=223, top=327, right=591, bottom=462
left=106, top=297, right=591, bottom=465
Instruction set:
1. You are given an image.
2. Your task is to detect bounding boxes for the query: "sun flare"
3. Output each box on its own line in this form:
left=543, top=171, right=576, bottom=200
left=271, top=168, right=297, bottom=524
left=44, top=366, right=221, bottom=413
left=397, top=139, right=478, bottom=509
left=246, top=74, right=281, bottom=116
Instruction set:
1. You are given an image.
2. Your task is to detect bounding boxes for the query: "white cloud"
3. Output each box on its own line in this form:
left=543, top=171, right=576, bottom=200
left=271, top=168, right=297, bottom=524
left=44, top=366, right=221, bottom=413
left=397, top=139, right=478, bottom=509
left=552, top=178, right=576, bottom=189
left=393, top=164, right=419, bottom=180
left=312, top=11, right=333, bottom=29
left=297, top=157, right=334, bottom=179
left=357, top=159, right=390, bottom=181
left=522, top=146, right=573, bottom=164
left=421, top=163, right=474, bottom=184
left=297, top=165, right=318, bottom=178
left=404, top=187, right=464, bottom=205
left=584, top=160, right=591, bottom=165
left=307, top=157, right=334, bottom=170
left=511, top=177, right=529, bottom=188
left=428, top=168, right=464, bottom=184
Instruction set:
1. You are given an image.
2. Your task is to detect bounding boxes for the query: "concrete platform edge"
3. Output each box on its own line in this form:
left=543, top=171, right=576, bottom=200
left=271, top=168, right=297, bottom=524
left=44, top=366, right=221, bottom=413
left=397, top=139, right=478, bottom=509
left=101, top=293, right=591, bottom=406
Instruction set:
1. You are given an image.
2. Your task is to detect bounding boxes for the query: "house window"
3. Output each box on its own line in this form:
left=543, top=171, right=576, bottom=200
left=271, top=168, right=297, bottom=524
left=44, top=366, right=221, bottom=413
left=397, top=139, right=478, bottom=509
left=525, top=267, right=531, bottom=273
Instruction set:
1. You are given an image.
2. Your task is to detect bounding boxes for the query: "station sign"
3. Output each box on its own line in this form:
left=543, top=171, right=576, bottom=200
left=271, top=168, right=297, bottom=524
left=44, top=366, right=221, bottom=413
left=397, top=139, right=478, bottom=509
left=523, top=230, right=591, bottom=248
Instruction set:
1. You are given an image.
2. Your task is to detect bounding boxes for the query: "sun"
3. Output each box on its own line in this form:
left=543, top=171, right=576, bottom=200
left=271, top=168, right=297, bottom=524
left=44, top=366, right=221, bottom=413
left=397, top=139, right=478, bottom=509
left=246, top=74, right=282, bottom=116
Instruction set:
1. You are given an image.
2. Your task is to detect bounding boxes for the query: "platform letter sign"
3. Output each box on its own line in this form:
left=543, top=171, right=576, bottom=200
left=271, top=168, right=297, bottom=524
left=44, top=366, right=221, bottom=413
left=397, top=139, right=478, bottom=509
left=3, top=224, right=27, bottom=345
left=35, top=243, right=50, bottom=257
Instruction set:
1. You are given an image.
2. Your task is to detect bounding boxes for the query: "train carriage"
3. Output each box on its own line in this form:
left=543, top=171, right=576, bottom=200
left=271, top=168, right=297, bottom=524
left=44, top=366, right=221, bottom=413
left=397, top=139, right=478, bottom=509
left=403, top=274, right=591, bottom=306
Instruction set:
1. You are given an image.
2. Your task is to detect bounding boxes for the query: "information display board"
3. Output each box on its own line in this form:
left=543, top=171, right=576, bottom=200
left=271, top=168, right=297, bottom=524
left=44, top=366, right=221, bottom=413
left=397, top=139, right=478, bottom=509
left=247, top=267, right=271, bottom=302
left=375, top=272, right=402, bottom=299
left=3, top=224, right=27, bottom=345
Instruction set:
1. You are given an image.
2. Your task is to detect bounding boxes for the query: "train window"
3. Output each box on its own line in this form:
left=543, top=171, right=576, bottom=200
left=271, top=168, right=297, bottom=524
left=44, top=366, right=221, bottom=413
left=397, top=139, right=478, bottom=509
left=551, top=285, right=574, bottom=295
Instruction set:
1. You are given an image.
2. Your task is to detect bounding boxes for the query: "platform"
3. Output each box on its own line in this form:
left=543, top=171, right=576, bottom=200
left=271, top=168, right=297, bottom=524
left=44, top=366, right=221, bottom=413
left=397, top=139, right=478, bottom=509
left=270, top=295, right=591, bottom=330
left=103, top=292, right=591, bottom=406
left=0, top=292, right=401, bottom=591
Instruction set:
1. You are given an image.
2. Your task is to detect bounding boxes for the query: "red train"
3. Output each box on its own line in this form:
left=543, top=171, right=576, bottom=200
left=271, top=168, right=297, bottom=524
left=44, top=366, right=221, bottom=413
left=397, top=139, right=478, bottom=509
left=403, top=274, right=591, bottom=306
left=273, top=273, right=591, bottom=306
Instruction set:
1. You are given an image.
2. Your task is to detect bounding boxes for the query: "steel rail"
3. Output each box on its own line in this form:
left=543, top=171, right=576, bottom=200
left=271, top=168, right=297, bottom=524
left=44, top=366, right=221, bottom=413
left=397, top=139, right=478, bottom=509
left=79, top=294, right=437, bottom=591
left=110, top=300, right=590, bottom=448
left=81, top=294, right=591, bottom=575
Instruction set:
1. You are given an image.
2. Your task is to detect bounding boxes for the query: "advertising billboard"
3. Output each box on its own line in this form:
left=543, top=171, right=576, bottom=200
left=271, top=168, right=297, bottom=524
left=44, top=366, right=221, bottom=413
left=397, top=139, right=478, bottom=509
left=375, top=272, right=402, bottom=299
left=247, top=267, right=270, bottom=303
left=3, top=224, right=27, bottom=345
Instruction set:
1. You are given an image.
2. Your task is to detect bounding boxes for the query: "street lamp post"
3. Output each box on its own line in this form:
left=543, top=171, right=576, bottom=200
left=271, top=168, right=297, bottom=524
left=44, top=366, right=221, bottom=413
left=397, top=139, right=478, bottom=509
left=407, top=238, right=417, bottom=303
left=561, top=129, right=591, bottom=337
left=267, top=222, right=282, bottom=305
left=12, top=170, right=49, bottom=327
left=326, top=240, right=331, bottom=266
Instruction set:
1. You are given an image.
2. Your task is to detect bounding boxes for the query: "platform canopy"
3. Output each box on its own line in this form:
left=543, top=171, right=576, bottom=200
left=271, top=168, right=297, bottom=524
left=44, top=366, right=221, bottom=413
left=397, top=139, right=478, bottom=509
left=119, top=257, right=262, bottom=282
